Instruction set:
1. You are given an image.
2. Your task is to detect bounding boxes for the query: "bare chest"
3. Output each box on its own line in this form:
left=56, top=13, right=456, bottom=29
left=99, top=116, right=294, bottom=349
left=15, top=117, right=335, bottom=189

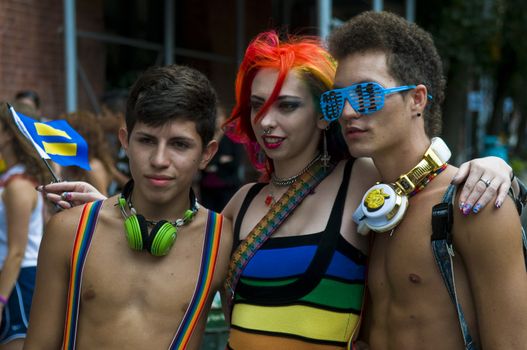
left=368, top=197, right=449, bottom=302
left=79, top=222, right=208, bottom=321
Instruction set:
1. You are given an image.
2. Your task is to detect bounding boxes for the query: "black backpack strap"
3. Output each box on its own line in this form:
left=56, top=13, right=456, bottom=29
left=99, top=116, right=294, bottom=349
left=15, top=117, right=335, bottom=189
left=511, top=176, right=527, bottom=216
left=509, top=177, right=527, bottom=269
left=511, top=178, right=527, bottom=269
left=432, top=182, right=527, bottom=350
left=431, top=184, right=477, bottom=350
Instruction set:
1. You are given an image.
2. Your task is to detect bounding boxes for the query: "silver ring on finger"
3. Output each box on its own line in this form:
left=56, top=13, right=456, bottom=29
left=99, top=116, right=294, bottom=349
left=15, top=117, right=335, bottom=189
left=478, top=177, right=491, bottom=188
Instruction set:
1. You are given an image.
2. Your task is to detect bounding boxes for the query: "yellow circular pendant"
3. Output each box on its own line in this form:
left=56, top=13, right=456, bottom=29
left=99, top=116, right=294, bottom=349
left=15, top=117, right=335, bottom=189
left=364, top=188, right=391, bottom=212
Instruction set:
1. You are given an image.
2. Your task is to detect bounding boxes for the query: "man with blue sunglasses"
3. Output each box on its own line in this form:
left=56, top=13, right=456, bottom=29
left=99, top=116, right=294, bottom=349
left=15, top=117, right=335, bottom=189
left=321, top=82, right=418, bottom=122
left=327, top=11, right=527, bottom=350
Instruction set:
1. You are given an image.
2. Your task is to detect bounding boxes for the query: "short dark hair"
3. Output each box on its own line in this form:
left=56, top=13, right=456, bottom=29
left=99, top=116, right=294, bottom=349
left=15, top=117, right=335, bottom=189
left=328, top=11, right=446, bottom=137
left=125, top=64, right=217, bottom=146
left=15, top=90, right=41, bottom=109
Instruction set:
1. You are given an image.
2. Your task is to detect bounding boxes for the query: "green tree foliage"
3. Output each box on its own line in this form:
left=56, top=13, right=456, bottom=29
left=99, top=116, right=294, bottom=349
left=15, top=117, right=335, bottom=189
left=417, top=0, right=527, bottom=162
left=428, top=0, right=501, bottom=71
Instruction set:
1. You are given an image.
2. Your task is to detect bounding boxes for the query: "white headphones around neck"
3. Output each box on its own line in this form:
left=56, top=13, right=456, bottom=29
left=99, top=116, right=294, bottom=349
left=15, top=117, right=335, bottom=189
left=353, top=137, right=451, bottom=235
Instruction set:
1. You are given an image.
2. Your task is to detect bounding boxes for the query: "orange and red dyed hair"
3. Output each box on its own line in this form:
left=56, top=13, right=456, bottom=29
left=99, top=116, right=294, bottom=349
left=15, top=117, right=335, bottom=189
left=224, top=31, right=337, bottom=177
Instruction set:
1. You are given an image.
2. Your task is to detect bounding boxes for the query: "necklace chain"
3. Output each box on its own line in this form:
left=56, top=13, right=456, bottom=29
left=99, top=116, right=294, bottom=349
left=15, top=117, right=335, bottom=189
left=270, top=153, right=322, bottom=187
left=126, top=197, right=199, bottom=227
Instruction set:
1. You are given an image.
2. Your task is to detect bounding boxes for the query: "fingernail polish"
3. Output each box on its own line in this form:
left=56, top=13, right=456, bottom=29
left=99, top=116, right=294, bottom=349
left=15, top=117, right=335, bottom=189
left=495, top=200, right=502, bottom=208
left=472, top=204, right=481, bottom=214
left=459, top=202, right=465, bottom=210
left=462, top=203, right=472, bottom=216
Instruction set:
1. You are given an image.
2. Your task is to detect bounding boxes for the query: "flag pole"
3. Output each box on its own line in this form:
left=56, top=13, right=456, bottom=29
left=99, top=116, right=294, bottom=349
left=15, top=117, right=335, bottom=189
left=42, top=159, right=61, bottom=183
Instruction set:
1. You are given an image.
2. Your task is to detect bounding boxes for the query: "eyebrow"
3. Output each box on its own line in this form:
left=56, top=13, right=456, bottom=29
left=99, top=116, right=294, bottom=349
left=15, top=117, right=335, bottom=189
left=250, top=94, right=302, bottom=101
left=135, top=131, right=197, bottom=144
left=135, top=131, right=156, bottom=138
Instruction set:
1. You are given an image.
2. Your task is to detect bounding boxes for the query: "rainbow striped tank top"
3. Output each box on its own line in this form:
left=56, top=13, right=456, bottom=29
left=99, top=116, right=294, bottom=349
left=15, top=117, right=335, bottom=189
left=228, top=160, right=367, bottom=349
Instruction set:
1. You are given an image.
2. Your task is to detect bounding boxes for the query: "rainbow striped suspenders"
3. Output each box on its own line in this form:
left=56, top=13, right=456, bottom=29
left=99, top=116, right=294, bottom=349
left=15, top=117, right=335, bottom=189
left=63, top=200, right=103, bottom=350
left=169, top=211, right=223, bottom=349
left=62, top=202, right=223, bottom=350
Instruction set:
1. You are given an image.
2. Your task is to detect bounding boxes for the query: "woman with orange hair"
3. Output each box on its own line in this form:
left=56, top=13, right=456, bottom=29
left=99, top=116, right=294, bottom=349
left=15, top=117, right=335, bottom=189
left=221, top=31, right=370, bottom=349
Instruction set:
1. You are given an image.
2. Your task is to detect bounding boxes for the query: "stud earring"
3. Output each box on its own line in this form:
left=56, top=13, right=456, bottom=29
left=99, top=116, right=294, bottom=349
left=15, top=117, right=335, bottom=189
left=416, top=113, right=422, bottom=117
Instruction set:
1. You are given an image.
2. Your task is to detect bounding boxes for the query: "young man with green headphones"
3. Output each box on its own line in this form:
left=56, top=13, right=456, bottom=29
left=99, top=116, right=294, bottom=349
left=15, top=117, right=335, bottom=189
left=24, top=65, right=233, bottom=349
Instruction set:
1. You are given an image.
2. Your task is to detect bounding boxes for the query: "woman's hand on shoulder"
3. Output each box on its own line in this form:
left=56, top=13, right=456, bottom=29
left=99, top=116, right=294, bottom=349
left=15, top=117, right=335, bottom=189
left=452, top=156, right=512, bottom=214
left=37, top=181, right=107, bottom=210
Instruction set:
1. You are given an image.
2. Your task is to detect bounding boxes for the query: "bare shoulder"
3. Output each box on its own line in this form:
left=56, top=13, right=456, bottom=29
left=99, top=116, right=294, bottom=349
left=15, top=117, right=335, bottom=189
left=40, top=204, right=89, bottom=267
left=219, top=213, right=233, bottom=248
left=4, top=176, right=36, bottom=201
left=4, top=175, right=35, bottom=190
left=46, top=205, right=85, bottom=237
left=222, top=182, right=259, bottom=221
left=44, top=199, right=113, bottom=249
left=450, top=172, right=527, bottom=347
left=351, top=157, right=380, bottom=190
left=453, top=188, right=523, bottom=262
left=454, top=189, right=521, bottom=240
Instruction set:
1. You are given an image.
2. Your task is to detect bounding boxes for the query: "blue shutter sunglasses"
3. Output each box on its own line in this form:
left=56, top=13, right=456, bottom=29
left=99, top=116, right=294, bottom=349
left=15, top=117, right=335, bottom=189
left=320, top=82, right=431, bottom=122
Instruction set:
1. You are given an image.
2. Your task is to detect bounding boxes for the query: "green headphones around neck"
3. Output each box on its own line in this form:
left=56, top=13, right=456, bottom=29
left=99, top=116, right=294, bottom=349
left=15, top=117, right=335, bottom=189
left=118, top=180, right=199, bottom=256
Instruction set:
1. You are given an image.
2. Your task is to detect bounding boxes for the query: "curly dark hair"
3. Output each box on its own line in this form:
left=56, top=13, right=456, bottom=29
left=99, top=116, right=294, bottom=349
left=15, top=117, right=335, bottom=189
left=125, top=64, right=217, bottom=147
left=328, top=11, right=446, bottom=137
left=0, top=102, right=51, bottom=184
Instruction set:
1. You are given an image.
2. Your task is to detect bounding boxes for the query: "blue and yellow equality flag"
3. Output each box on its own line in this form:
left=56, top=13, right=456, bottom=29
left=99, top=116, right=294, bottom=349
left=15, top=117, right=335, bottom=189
left=9, top=106, right=91, bottom=170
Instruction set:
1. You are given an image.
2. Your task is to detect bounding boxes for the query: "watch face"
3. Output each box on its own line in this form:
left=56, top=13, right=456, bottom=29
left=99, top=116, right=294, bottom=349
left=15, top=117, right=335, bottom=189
left=364, top=187, right=391, bottom=212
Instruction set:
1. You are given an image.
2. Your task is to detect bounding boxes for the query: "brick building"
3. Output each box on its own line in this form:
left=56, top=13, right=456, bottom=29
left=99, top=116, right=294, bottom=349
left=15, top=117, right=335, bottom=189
left=0, top=0, right=408, bottom=119
left=0, top=0, right=104, bottom=117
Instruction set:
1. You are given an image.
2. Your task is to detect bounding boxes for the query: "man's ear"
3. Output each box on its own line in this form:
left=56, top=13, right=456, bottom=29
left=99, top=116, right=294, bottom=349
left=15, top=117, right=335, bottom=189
left=199, top=139, right=219, bottom=170
left=118, top=127, right=129, bottom=154
left=411, top=84, right=428, bottom=115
